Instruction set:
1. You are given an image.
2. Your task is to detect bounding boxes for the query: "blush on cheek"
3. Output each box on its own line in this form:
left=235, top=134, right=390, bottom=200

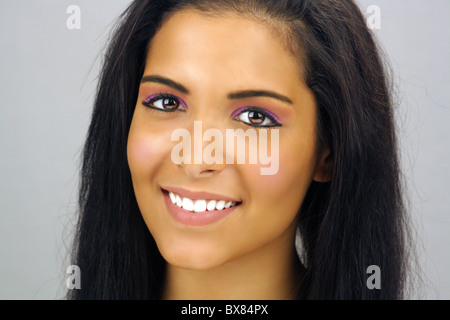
left=135, top=143, right=153, bottom=161
left=127, top=138, right=155, bottom=174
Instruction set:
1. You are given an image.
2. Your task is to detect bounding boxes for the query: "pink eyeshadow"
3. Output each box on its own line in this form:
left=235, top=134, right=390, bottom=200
left=231, top=107, right=282, bottom=124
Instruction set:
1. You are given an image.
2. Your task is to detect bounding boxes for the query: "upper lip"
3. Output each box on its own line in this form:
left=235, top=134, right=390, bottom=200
left=161, top=186, right=241, bottom=203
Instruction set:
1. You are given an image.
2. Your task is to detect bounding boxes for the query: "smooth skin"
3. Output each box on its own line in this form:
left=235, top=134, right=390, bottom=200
left=127, top=9, right=331, bottom=300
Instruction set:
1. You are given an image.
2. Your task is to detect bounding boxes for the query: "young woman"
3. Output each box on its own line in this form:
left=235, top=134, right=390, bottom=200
left=68, top=0, right=413, bottom=299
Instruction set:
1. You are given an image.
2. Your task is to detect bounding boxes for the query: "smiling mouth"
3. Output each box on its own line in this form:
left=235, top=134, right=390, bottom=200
left=161, top=188, right=242, bottom=213
left=161, top=187, right=242, bottom=227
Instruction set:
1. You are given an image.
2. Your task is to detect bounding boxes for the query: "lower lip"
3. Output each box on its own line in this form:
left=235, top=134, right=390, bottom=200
left=162, top=190, right=239, bottom=227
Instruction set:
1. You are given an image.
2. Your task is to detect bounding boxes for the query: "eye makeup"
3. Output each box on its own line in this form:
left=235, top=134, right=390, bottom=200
left=231, top=106, right=282, bottom=127
left=139, top=85, right=284, bottom=127
left=142, top=93, right=187, bottom=112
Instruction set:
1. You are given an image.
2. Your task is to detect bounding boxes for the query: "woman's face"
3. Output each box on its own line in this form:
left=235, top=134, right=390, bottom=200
left=127, top=9, right=329, bottom=270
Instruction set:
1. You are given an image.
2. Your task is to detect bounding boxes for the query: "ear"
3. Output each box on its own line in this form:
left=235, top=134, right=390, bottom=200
left=313, top=147, right=333, bottom=183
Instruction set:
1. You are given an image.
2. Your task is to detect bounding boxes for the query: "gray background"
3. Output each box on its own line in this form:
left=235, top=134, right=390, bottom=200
left=0, top=0, right=448, bottom=299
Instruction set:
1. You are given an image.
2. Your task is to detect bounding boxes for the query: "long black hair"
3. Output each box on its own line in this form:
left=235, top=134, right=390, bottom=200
left=68, top=0, right=414, bottom=299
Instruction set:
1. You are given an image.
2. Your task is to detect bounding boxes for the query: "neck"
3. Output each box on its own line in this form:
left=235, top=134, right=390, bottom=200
left=162, top=229, right=304, bottom=300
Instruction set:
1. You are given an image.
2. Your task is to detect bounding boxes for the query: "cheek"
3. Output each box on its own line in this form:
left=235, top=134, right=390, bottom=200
left=127, top=136, right=154, bottom=178
left=129, top=140, right=153, bottom=163
left=231, top=147, right=315, bottom=259
left=243, top=138, right=317, bottom=214
left=127, top=122, right=169, bottom=183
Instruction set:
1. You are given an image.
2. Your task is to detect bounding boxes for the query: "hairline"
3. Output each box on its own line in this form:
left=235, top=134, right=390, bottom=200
left=153, top=5, right=309, bottom=80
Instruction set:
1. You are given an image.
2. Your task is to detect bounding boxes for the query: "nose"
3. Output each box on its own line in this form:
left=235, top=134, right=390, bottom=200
left=180, top=162, right=225, bottom=178
left=177, top=120, right=227, bottom=178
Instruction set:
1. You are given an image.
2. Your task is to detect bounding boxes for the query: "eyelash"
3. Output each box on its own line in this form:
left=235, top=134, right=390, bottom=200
left=142, top=93, right=187, bottom=112
left=142, top=94, right=282, bottom=128
left=232, top=107, right=282, bottom=128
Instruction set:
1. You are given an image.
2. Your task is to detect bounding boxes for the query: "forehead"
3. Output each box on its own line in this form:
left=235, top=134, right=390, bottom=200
left=144, top=9, right=304, bottom=96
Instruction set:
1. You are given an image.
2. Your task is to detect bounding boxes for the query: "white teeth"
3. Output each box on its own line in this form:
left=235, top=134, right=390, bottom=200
left=193, top=200, right=207, bottom=213
left=206, top=200, right=216, bottom=211
left=175, top=194, right=182, bottom=207
left=216, top=200, right=225, bottom=210
left=182, top=197, right=194, bottom=211
left=168, top=191, right=238, bottom=213
left=169, top=192, right=176, bottom=204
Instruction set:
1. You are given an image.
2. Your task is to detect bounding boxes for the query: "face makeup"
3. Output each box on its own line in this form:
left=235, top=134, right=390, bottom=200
left=231, top=106, right=282, bottom=127
left=143, top=93, right=188, bottom=112
left=127, top=9, right=329, bottom=275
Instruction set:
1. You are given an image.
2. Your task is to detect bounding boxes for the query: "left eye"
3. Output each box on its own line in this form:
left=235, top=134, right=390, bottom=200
left=233, top=108, right=281, bottom=127
left=154, top=97, right=179, bottom=110
left=143, top=94, right=185, bottom=112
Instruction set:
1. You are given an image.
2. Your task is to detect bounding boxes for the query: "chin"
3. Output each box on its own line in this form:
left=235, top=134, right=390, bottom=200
left=159, top=238, right=229, bottom=271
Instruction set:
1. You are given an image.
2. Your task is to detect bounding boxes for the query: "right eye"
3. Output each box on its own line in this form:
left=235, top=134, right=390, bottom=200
left=143, top=94, right=186, bottom=112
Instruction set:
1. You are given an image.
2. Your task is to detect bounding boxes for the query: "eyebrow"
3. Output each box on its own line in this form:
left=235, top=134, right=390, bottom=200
left=141, top=75, right=189, bottom=94
left=227, top=90, right=293, bottom=104
left=141, top=74, right=293, bottom=104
